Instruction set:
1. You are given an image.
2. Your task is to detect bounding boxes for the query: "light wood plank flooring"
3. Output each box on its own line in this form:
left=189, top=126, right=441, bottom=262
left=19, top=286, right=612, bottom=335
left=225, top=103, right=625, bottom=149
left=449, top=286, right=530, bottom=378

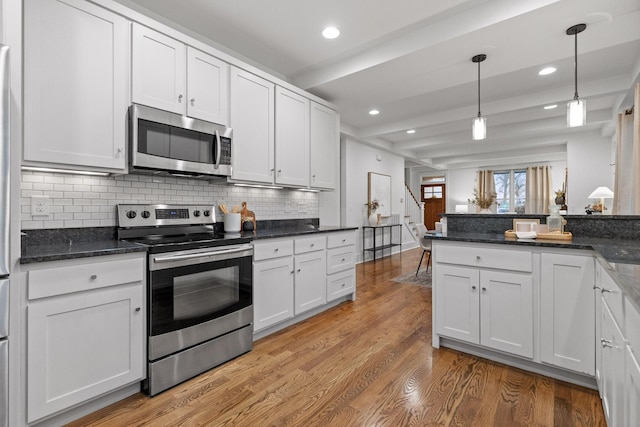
left=68, top=248, right=605, bottom=426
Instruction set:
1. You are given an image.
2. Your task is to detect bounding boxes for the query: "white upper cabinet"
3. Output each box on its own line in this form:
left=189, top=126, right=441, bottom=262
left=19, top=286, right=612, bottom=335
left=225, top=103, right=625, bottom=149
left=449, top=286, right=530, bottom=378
left=132, top=24, right=229, bottom=125
left=24, top=0, right=129, bottom=172
left=132, top=24, right=185, bottom=115
left=275, top=86, right=309, bottom=187
left=309, top=101, right=339, bottom=190
left=229, top=66, right=275, bottom=183
left=187, top=47, right=229, bottom=124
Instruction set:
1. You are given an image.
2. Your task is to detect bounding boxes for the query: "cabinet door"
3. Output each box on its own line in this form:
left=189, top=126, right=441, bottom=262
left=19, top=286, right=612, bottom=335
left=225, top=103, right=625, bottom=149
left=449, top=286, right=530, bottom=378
left=275, top=87, right=309, bottom=187
left=253, top=257, right=294, bottom=331
left=132, top=24, right=186, bottom=114
left=309, top=102, right=339, bottom=189
left=229, top=67, right=275, bottom=183
left=24, top=0, right=128, bottom=171
left=294, top=251, right=327, bottom=315
left=600, top=302, right=625, bottom=427
left=187, top=47, right=229, bottom=124
left=480, top=271, right=533, bottom=358
left=540, top=253, right=595, bottom=375
left=27, top=283, right=143, bottom=423
left=435, top=265, right=480, bottom=344
left=627, top=347, right=640, bottom=427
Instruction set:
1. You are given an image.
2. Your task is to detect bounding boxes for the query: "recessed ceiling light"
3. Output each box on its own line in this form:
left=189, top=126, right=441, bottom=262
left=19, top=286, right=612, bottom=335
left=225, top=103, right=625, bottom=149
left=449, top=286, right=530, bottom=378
left=406, top=129, right=416, bottom=134
left=544, top=104, right=558, bottom=110
left=369, top=109, right=380, bottom=115
left=538, top=67, right=557, bottom=76
left=322, top=27, right=340, bottom=39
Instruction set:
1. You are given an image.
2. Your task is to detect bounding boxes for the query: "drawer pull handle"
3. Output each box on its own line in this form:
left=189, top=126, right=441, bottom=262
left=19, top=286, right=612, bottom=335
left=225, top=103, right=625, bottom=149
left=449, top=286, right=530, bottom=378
left=274, top=248, right=279, bottom=252
left=297, top=269, right=301, bottom=273
left=601, top=288, right=613, bottom=294
left=90, top=274, right=97, bottom=280
left=482, top=287, right=487, bottom=291
left=290, top=270, right=294, bottom=274
left=341, top=258, right=346, bottom=262
left=476, top=256, right=481, bottom=261
left=342, top=239, right=346, bottom=242
left=471, top=286, right=477, bottom=290
left=135, top=307, right=141, bottom=312
left=178, top=94, right=183, bottom=103
left=341, top=283, right=346, bottom=287
left=593, top=285, right=601, bottom=290
left=601, top=339, right=613, bottom=348
left=310, top=243, right=314, bottom=247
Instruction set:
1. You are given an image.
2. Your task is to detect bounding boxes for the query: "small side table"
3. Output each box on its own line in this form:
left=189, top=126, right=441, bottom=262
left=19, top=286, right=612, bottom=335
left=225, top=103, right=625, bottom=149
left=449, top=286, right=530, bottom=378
left=362, top=224, right=402, bottom=262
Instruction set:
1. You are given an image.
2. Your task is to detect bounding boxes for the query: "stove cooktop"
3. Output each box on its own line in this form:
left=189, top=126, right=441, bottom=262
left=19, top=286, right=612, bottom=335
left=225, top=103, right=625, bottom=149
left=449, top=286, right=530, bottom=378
left=116, top=204, right=253, bottom=253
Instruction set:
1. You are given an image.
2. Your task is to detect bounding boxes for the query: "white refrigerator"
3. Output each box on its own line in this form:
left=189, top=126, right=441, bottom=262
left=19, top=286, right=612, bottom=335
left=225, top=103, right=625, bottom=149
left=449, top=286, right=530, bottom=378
left=0, top=43, right=10, bottom=427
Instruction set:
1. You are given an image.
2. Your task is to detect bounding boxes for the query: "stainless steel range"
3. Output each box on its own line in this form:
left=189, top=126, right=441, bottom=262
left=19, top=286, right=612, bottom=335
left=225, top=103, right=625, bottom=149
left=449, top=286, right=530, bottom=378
left=117, top=204, right=253, bottom=396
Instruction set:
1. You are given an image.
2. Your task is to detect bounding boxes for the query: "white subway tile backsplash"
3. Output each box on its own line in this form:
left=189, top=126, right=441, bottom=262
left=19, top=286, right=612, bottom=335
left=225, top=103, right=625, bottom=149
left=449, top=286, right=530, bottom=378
left=21, top=171, right=320, bottom=229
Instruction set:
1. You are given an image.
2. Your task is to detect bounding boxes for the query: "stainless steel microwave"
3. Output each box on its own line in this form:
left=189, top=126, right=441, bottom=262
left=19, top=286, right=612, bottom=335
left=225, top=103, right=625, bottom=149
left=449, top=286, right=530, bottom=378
left=129, top=104, right=232, bottom=178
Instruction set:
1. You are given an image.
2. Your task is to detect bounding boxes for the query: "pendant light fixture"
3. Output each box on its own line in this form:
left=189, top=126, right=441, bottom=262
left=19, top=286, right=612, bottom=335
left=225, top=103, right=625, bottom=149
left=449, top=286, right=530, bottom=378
left=472, top=54, right=487, bottom=140
left=566, top=23, right=587, bottom=127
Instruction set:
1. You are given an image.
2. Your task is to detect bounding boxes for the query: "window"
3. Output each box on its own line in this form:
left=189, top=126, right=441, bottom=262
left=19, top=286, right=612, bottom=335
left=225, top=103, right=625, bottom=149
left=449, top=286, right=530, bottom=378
left=423, top=185, right=443, bottom=199
left=494, top=170, right=526, bottom=213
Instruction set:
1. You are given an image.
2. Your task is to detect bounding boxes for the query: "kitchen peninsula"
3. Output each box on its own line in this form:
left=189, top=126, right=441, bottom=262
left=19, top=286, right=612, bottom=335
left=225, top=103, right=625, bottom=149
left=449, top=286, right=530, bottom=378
left=426, top=213, right=640, bottom=426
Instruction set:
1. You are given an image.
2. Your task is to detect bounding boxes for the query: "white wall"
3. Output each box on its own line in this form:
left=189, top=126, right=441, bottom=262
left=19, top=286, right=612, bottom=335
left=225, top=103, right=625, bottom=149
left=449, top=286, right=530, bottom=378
left=567, top=133, right=615, bottom=214
left=342, top=137, right=405, bottom=261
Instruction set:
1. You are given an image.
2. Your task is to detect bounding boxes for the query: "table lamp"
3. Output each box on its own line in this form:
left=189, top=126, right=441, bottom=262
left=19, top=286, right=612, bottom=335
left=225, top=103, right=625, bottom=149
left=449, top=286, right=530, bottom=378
left=588, top=187, right=614, bottom=214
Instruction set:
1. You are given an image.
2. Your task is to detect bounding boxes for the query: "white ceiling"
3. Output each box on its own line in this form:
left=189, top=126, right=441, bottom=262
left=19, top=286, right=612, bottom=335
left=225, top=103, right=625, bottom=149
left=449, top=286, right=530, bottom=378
left=118, top=0, right=640, bottom=171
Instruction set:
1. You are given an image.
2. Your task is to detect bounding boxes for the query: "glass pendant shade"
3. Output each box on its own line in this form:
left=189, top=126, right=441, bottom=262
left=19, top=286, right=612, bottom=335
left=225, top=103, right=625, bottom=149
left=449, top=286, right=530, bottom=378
left=567, top=98, right=586, bottom=127
left=472, top=116, right=486, bottom=140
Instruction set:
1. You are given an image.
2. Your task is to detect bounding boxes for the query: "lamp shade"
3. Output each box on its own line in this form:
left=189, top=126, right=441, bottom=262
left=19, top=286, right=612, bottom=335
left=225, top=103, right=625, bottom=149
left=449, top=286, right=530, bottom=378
left=567, top=99, right=586, bottom=127
left=588, top=187, right=614, bottom=199
left=472, top=116, right=486, bottom=140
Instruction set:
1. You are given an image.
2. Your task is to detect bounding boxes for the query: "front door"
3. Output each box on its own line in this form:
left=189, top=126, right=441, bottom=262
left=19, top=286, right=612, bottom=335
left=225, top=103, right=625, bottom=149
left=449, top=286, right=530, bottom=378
left=422, top=184, right=446, bottom=229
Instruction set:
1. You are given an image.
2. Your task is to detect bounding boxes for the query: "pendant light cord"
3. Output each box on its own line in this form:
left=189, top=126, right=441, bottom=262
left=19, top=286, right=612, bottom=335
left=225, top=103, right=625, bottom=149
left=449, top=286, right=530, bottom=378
left=477, top=60, right=482, bottom=117
left=573, top=31, right=579, bottom=100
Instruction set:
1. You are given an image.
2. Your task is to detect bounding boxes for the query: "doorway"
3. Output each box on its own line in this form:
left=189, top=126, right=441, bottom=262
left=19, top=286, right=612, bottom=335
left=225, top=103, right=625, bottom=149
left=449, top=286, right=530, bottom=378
left=421, top=184, right=445, bottom=230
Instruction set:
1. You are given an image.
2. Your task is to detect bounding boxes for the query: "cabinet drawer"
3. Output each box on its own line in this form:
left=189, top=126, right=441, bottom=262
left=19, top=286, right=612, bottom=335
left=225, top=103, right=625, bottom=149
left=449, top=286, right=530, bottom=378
left=601, top=269, right=624, bottom=331
left=294, top=235, right=326, bottom=254
left=327, top=269, right=355, bottom=301
left=28, top=257, right=144, bottom=300
left=436, top=244, right=532, bottom=272
left=327, top=247, right=355, bottom=275
left=253, top=239, right=294, bottom=261
left=327, top=231, right=356, bottom=248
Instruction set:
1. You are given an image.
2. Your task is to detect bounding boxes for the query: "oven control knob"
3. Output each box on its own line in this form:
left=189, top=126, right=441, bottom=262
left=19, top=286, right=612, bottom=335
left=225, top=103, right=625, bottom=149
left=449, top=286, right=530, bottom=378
left=141, top=210, right=151, bottom=219
left=193, top=210, right=201, bottom=217
left=126, top=211, right=137, bottom=219
left=203, top=210, right=211, bottom=217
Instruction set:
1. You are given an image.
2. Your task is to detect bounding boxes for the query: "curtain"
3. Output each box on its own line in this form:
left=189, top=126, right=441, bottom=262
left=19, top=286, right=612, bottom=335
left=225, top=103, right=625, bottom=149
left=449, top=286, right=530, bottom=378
left=477, top=169, right=495, bottom=197
left=613, top=82, right=639, bottom=214
left=525, top=166, right=552, bottom=214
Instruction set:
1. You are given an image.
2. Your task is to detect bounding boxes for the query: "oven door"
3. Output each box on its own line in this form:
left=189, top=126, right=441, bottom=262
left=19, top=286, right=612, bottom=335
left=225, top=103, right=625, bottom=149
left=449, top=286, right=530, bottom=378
left=148, top=244, right=252, bottom=361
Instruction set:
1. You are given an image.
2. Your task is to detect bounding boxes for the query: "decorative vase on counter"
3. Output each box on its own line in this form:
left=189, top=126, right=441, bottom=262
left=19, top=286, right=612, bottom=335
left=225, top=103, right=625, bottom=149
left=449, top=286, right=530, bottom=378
left=368, top=212, right=378, bottom=226
left=479, top=207, right=492, bottom=214
left=377, top=213, right=382, bottom=225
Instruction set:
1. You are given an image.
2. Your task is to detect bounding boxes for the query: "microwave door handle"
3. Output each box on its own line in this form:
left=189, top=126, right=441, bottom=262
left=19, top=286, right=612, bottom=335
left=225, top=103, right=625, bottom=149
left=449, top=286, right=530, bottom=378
left=213, top=129, right=221, bottom=170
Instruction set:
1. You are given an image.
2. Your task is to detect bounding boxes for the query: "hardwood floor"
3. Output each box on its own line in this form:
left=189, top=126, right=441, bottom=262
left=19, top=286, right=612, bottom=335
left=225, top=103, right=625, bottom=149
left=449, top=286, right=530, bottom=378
left=68, top=248, right=606, bottom=427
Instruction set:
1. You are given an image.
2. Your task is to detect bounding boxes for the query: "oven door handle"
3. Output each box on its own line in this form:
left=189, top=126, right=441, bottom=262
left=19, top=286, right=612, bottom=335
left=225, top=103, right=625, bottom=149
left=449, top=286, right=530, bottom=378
left=153, top=247, right=250, bottom=263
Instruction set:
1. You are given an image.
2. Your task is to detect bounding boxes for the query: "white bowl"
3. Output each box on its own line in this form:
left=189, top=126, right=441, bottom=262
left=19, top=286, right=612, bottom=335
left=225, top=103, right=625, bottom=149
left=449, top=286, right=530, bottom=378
left=516, top=231, right=537, bottom=239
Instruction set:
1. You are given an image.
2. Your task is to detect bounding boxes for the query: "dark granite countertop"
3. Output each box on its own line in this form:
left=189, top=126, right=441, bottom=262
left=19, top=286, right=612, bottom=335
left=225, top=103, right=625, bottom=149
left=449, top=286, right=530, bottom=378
left=20, top=224, right=358, bottom=264
left=425, top=231, right=640, bottom=313
left=20, top=239, right=148, bottom=264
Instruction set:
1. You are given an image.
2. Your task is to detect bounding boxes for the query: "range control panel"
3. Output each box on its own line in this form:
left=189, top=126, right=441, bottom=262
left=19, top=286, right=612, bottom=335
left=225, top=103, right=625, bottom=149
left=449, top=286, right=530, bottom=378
left=117, top=204, right=216, bottom=227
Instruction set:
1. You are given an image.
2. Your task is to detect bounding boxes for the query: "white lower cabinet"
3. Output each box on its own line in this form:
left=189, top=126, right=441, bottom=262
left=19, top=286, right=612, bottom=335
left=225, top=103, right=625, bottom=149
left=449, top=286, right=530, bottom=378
left=294, top=250, right=326, bottom=314
left=253, top=231, right=355, bottom=334
left=540, top=253, right=595, bottom=375
left=435, top=265, right=533, bottom=358
left=253, top=255, right=294, bottom=331
left=626, top=347, right=640, bottom=427
left=26, top=255, right=145, bottom=423
left=599, top=302, right=625, bottom=427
